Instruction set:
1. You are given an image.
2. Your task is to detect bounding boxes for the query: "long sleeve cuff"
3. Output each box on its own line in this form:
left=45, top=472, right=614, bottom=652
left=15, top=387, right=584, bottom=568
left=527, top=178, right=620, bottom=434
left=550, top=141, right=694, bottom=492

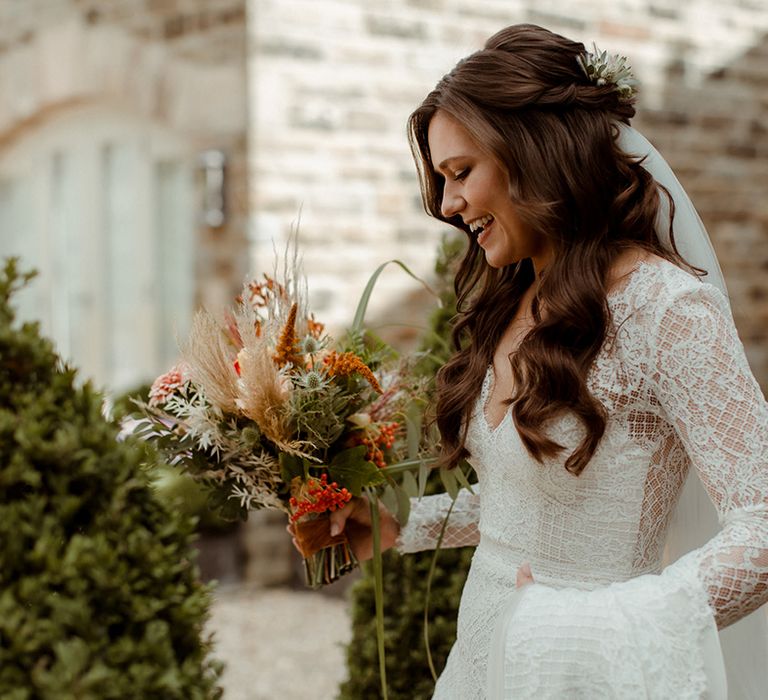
left=395, top=485, right=481, bottom=554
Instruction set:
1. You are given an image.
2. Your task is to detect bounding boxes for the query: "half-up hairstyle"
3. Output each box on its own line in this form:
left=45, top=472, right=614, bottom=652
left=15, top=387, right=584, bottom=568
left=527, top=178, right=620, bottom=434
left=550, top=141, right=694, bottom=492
left=409, top=24, right=694, bottom=475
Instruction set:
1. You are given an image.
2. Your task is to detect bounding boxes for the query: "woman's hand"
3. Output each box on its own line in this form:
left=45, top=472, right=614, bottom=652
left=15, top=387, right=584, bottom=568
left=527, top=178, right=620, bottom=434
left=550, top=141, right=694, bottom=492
left=330, top=496, right=401, bottom=561
left=516, top=561, right=534, bottom=588
left=287, top=495, right=401, bottom=562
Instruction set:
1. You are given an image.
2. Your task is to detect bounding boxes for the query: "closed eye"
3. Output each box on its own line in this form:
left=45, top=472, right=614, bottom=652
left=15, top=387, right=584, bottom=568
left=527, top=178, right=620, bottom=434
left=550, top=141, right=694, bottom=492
left=453, top=168, right=469, bottom=181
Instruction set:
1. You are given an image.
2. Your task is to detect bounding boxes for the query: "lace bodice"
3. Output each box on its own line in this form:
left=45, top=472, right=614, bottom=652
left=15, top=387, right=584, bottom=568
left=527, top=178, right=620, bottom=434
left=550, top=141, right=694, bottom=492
left=397, top=259, right=768, bottom=698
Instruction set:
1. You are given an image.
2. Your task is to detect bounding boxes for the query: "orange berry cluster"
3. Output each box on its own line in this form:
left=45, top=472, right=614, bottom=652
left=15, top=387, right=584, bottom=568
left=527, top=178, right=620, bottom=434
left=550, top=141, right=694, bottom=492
left=351, top=422, right=399, bottom=468
left=289, top=474, right=352, bottom=523
left=323, top=351, right=382, bottom=394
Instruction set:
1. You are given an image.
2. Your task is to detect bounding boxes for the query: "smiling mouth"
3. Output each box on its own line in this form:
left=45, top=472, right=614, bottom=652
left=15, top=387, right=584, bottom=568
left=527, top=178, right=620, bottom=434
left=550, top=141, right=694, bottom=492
left=468, top=214, right=494, bottom=234
left=477, top=218, right=495, bottom=246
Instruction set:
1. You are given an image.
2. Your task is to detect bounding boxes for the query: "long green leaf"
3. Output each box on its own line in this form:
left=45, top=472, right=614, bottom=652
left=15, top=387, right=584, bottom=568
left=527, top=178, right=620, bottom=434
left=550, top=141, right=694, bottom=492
left=394, top=482, right=411, bottom=524
left=423, top=497, right=456, bottom=681
left=367, top=488, right=388, bottom=700
left=352, top=260, right=438, bottom=333
left=439, top=466, right=459, bottom=501
left=401, top=469, right=419, bottom=499
left=453, top=462, right=476, bottom=494
left=379, top=483, right=398, bottom=517
left=379, top=457, right=437, bottom=477
left=405, top=402, right=423, bottom=461
left=418, top=459, right=430, bottom=499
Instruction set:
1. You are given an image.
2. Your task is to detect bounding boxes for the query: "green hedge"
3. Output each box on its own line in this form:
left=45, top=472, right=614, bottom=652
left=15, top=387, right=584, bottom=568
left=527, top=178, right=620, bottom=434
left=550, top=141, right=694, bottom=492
left=338, top=234, right=474, bottom=699
left=0, top=259, right=223, bottom=699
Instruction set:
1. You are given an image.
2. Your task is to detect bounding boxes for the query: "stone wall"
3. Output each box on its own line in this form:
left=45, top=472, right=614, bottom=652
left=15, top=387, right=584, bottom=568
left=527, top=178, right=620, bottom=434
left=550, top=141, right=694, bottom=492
left=2, top=0, right=764, bottom=377
left=246, top=0, right=768, bottom=389
left=4, top=1, right=764, bottom=383
left=0, top=0, right=249, bottom=313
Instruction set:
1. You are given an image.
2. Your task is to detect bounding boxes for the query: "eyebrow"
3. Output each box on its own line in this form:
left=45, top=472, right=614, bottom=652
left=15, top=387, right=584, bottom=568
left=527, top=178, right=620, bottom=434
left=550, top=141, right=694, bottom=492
left=436, top=156, right=469, bottom=172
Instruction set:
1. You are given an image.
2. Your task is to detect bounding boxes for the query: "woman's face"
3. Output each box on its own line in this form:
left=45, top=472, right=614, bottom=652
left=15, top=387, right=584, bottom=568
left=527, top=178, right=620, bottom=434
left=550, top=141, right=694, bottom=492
left=427, top=110, right=550, bottom=272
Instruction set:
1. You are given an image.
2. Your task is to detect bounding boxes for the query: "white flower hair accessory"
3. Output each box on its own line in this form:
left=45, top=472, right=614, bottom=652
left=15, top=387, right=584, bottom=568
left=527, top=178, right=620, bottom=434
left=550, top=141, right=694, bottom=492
left=577, top=43, right=638, bottom=100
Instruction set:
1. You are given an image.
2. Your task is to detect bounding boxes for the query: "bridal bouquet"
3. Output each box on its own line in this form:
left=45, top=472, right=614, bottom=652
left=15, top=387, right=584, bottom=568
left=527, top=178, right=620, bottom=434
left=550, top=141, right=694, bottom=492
left=131, top=249, right=428, bottom=588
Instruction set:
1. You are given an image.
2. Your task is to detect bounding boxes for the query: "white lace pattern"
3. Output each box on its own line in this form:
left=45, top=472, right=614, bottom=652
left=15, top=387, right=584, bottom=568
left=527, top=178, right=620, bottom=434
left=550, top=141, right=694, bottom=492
left=396, top=259, right=768, bottom=699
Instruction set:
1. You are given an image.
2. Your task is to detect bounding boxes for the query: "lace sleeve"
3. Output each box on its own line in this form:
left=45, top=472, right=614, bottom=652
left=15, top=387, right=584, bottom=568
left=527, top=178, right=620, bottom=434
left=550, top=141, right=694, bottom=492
left=395, top=483, right=481, bottom=554
left=648, top=282, right=768, bottom=629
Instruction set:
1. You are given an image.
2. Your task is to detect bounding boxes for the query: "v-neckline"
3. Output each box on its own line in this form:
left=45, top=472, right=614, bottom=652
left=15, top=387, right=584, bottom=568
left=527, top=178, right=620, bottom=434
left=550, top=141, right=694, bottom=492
left=481, top=365, right=514, bottom=434
left=479, top=259, right=659, bottom=432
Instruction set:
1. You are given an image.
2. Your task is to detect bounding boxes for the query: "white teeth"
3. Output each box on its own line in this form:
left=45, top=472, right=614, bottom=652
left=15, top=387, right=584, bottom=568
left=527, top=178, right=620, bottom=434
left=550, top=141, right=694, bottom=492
left=468, top=214, right=493, bottom=233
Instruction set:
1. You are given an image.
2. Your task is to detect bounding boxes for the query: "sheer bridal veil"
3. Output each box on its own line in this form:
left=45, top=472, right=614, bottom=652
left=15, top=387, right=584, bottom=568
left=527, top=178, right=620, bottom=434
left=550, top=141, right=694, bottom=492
left=617, top=123, right=768, bottom=699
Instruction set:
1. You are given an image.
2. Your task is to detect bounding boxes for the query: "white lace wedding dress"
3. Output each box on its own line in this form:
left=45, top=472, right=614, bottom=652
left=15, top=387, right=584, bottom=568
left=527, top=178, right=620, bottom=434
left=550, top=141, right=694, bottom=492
left=397, top=259, right=768, bottom=699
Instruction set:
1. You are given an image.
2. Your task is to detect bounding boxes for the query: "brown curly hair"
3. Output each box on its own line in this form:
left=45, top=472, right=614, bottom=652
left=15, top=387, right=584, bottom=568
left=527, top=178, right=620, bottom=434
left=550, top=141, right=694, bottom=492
left=409, top=24, right=696, bottom=475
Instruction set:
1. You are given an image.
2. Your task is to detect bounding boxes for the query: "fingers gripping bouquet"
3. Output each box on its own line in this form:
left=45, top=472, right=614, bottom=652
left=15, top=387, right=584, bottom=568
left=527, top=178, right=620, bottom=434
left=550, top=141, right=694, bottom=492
left=133, top=249, right=425, bottom=588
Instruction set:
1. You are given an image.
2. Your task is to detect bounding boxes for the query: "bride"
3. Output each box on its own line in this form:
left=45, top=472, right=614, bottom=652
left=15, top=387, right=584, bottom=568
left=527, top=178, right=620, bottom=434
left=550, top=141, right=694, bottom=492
left=328, top=24, right=768, bottom=698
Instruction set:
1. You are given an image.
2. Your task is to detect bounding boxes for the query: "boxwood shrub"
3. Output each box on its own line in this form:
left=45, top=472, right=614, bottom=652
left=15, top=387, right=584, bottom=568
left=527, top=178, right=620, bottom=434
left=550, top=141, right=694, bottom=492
left=0, top=259, right=223, bottom=699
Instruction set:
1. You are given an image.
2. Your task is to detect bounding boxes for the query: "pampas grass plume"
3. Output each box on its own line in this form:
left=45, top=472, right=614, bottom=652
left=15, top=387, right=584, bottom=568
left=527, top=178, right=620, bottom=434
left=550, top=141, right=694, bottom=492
left=182, top=309, right=240, bottom=413
left=234, top=303, right=296, bottom=449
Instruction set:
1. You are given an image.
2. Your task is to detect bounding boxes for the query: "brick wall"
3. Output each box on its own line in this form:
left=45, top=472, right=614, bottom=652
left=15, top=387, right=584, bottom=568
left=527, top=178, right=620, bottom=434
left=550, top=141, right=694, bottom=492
left=246, top=0, right=768, bottom=390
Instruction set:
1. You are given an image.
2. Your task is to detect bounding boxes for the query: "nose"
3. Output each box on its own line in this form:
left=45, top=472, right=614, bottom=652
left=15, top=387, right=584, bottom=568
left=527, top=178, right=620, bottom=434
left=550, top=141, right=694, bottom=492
left=440, top=183, right=465, bottom=219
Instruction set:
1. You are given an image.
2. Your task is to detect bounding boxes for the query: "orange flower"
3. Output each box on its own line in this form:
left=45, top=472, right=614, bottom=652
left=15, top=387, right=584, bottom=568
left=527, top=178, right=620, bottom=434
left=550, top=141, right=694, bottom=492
left=244, top=274, right=288, bottom=310
left=307, top=315, right=325, bottom=339
left=273, top=303, right=304, bottom=368
left=323, top=351, right=382, bottom=393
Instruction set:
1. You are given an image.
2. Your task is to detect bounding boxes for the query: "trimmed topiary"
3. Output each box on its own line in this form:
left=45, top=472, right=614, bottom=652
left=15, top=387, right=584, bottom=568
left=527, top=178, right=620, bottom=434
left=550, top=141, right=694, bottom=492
left=0, top=259, right=223, bottom=699
left=338, top=235, right=474, bottom=699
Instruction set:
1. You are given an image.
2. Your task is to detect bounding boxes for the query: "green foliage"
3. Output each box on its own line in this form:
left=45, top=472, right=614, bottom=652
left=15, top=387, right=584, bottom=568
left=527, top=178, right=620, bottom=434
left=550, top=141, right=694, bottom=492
left=112, top=383, right=236, bottom=535
left=0, top=258, right=223, bottom=699
left=290, top=379, right=350, bottom=449
left=413, top=233, right=465, bottom=379
left=327, top=446, right=384, bottom=496
left=339, top=327, right=396, bottom=371
left=338, top=234, right=474, bottom=700
left=152, top=465, right=239, bottom=536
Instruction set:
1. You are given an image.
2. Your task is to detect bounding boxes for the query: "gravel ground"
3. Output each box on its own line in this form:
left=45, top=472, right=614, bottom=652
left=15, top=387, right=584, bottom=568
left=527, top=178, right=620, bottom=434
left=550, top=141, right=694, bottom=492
left=207, top=585, right=352, bottom=700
